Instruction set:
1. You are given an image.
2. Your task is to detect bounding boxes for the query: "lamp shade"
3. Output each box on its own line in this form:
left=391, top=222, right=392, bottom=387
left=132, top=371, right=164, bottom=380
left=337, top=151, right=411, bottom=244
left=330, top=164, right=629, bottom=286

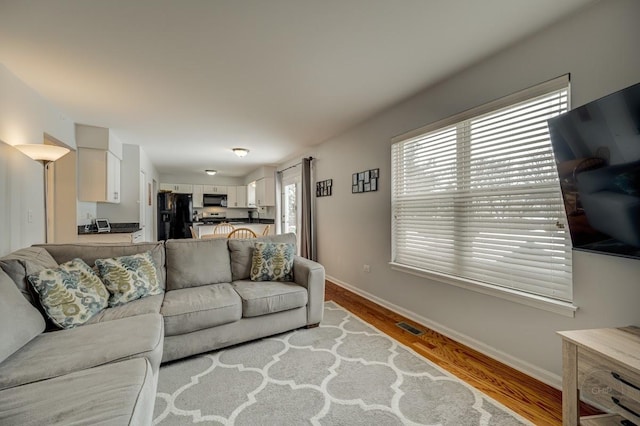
left=15, top=144, right=70, bottom=162
left=232, top=148, right=249, bottom=157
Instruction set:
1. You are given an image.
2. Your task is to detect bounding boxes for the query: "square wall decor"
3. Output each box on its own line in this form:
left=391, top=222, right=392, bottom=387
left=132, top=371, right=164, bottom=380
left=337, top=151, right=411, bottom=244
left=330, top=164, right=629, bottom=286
left=316, top=179, right=332, bottom=197
left=352, top=168, right=379, bottom=193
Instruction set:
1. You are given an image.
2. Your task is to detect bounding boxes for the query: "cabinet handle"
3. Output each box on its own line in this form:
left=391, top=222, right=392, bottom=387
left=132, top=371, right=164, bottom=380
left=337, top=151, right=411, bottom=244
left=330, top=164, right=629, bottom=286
left=612, top=397, right=640, bottom=418
left=612, top=372, right=640, bottom=392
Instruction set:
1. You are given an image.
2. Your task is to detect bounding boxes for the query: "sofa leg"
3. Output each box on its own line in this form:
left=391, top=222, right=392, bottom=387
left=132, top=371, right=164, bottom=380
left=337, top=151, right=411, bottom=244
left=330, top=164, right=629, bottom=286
left=305, top=323, right=320, bottom=329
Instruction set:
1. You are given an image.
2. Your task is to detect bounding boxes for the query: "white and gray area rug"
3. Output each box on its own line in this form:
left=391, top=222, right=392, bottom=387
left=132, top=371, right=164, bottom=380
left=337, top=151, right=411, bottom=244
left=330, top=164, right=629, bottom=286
left=153, top=301, right=532, bottom=425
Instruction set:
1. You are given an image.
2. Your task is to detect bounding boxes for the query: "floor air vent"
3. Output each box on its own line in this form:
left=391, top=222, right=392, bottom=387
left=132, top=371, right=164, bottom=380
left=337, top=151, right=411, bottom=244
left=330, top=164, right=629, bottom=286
left=396, top=322, right=424, bottom=336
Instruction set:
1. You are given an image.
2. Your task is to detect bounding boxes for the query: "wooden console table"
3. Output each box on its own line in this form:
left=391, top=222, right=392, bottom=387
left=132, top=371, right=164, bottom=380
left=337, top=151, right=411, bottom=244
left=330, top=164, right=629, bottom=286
left=558, top=327, right=640, bottom=426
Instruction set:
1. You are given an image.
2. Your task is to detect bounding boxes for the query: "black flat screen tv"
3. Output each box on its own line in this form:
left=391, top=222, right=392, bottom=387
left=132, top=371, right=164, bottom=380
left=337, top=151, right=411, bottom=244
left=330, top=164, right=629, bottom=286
left=547, top=82, right=640, bottom=259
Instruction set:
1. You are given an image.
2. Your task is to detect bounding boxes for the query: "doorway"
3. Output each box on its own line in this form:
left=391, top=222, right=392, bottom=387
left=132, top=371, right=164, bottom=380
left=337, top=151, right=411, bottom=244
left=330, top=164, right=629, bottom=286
left=44, top=134, right=76, bottom=243
left=281, top=167, right=301, bottom=252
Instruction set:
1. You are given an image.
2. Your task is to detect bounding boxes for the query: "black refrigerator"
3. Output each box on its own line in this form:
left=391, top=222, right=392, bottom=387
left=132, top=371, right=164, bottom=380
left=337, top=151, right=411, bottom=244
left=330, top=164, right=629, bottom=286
left=157, top=193, right=193, bottom=240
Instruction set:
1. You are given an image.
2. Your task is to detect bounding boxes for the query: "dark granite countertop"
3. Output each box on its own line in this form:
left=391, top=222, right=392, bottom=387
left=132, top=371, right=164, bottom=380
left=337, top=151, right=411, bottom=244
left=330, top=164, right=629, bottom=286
left=78, top=222, right=141, bottom=235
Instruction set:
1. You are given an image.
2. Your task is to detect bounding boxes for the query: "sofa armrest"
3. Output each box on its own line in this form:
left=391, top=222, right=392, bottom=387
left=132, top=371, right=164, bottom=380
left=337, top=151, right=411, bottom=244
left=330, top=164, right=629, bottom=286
left=293, top=256, right=325, bottom=325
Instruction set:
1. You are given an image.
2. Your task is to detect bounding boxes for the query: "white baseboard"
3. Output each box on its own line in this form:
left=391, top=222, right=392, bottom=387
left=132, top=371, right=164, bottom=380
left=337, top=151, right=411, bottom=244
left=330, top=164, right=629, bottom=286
left=326, top=274, right=562, bottom=389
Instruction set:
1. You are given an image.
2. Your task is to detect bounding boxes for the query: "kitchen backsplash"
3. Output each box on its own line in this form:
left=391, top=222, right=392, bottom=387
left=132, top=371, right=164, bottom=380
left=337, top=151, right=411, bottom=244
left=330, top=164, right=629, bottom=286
left=197, top=206, right=275, bottom=220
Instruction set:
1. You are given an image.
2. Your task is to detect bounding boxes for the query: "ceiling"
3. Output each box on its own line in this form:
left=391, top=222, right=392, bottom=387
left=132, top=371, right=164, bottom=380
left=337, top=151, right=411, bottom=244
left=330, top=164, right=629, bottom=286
left=0, top=0, right=594, bottom=177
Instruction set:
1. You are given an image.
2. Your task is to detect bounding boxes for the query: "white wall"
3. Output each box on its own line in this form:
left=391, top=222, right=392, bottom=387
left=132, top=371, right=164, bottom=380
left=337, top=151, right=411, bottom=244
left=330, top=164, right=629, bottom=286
left=0, top=64, right=75, bottom=255
left=311, top=0, right=640, bottom=386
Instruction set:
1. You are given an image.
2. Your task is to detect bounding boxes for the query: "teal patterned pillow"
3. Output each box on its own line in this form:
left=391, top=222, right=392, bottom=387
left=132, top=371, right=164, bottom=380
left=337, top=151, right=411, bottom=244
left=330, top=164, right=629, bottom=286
left=95, top=251, right=162, bottom=307
left=250, top=242, right=295, bottom=282
left=27, top=258, right=109, bottom=329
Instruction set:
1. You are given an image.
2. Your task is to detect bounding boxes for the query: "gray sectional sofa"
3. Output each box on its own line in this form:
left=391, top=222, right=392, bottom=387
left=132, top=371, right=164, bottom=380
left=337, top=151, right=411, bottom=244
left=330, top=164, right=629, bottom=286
left=0, top=233, right=325, bottom=425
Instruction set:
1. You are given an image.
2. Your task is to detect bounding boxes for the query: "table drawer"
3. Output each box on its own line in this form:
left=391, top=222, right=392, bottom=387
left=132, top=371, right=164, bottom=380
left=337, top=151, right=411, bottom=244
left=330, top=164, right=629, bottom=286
left=578, top=347, right=640, bottom=423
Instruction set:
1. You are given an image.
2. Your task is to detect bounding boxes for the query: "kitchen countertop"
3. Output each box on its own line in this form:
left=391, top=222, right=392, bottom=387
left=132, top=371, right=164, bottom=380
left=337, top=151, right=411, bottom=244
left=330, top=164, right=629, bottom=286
left=195, top=218, right=275, bottom=226
left=77, top=222, right=141, bottom=235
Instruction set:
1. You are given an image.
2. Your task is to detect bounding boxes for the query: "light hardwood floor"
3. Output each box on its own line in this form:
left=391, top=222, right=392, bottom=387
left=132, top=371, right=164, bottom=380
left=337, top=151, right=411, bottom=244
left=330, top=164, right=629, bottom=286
left=324, top=280, right=599, bottom=426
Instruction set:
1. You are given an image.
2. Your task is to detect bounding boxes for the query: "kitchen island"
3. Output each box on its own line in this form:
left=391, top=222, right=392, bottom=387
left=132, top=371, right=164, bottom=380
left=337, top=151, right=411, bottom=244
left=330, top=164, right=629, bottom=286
left=194, top=222, right=273, bottom=238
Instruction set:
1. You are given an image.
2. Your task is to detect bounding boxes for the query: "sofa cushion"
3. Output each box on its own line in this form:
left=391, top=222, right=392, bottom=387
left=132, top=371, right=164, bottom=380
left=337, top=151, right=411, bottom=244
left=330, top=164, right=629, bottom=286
left=0, top=312, right=163, bottom=391
left=161, top=283, right=241, bottom=336
left=228, top=233, right=297, bottom=281
left=0, top=246, right=58, bottom=307
left=27, top=258, right=109, bottom=329
left=85, top=294, right=164, bottom=324
left=95, top=251, right=163, bottom=307
left=36, top=242, right=167, bottom=291
left=0, top=358, right=156, bottom=426
left=251, top=242, right=295, bottom=281
left=165, top=238, right=232, bottom=290
left=0, top=268, right=45, bottom=364
left=232, top=280, right=308, bottom=318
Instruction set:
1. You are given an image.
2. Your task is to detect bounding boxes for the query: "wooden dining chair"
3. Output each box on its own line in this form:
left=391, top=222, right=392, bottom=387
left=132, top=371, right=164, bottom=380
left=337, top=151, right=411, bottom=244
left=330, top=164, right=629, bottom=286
left=262, top=225, right=270, bottom=236
left=189, top=226, right=199, bottom=239
left=227, top=228, right=258, bottom=239
left=213, top=222, right=234, bottom=235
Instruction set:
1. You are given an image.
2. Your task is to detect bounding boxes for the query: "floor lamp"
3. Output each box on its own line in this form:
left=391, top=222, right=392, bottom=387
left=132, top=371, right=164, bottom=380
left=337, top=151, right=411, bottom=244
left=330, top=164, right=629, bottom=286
left=14, top=144, right=70, bottom=242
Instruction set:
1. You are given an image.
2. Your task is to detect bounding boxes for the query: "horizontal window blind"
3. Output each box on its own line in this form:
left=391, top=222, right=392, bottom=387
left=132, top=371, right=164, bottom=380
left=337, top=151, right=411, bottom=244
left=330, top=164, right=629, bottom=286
left=391, top=77, right=572, bottom=302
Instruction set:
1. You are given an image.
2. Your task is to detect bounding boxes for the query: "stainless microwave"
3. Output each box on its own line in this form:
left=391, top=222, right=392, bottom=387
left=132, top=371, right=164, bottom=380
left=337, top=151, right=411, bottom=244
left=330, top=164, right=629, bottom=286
left=203, top=194, right=227, bottom=207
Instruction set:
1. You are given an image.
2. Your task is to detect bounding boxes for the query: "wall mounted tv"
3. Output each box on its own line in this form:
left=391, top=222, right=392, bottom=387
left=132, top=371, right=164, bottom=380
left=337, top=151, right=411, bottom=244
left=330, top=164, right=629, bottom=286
left=547, top=81, right=640, bottom=259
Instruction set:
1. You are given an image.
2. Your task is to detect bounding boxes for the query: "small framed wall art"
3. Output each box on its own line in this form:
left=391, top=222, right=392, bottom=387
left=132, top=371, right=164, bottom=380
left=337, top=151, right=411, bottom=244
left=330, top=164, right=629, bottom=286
left=316, top=179, right=333, bottom=197
left=352, top=168, right=379, bottom=193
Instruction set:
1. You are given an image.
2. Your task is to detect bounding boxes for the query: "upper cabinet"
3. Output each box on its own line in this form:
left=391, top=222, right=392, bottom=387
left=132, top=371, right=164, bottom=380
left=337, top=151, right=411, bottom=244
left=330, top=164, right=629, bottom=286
left=192, top=184, right=204, bottom=208
left=254, top=177, right=275, bottom=207
left=160, top=183, right=193, bottom=194
left=203, top=185, right=227, bottom=194
left=227, top=185, right=247, bottom=208
left=76, top=124, right=123, bottom=203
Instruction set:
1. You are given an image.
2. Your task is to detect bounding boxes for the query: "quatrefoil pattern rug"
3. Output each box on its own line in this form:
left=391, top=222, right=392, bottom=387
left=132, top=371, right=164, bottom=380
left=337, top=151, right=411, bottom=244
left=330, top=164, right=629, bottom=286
left=153, top=301, right=531, bottom=425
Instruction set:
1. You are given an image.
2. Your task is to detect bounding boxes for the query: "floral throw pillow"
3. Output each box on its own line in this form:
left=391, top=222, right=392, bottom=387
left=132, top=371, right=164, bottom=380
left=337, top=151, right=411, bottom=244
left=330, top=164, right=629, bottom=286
left=250, top=242, right=295, bottom=282
left=27, top=258, right=109, bottom=329
left=95, top=251, right=162, bottom=307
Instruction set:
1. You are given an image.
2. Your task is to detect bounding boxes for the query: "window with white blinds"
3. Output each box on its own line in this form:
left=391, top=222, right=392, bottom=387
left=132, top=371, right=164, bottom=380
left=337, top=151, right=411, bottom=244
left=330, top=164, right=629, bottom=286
left=391, top=76, right=572, bottom=302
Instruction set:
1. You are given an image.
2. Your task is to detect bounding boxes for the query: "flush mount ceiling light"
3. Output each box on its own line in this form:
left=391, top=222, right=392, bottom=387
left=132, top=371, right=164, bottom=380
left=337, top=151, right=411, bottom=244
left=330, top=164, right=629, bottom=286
left=205, top=170, right=217, bottom=176
left=232, top=148, right=249, bottom=158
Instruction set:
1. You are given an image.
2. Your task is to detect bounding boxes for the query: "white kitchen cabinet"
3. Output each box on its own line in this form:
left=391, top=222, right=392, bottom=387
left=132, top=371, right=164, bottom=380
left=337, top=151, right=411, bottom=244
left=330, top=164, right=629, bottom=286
left=159, top=183, right=193, bottom=194
left=255, top=177, right=275, bottom=206
left=75, top=124, right=123, bottom=160
left=78, top=149, right=121, bottom=203
left=227, top=186, right=247, bottom=208
left=131, top=229, right=144, bottom=243
left=76, top=124, right=123, bottom=204
left=192, top=184, right=204, bottom=208
left=203, top=185, right=227, bottom=194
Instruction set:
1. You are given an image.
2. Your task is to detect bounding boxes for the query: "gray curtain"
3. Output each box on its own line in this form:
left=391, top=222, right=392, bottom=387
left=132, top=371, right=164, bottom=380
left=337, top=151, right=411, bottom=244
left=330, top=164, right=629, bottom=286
left=300, top=157, right=315, bottom=260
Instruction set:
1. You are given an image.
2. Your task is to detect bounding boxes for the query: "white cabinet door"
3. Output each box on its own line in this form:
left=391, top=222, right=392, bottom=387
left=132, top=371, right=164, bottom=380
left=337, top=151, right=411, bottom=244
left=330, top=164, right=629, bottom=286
left=235, top=185, right=247, bottom=208
left=227, top=186, right=248, bottom=208
left=106, top=151, right=120, bottom=203
left=174, top=184, right=193, bottom=194
left=255, top=177, right=275, bottom=206
left=159, top=183, right=174, bottom=192
left=192, top=184, right=204, bottom=208
left=78, top=148, right=121, bottom=203
left=203, top=185, right=227, bottom=194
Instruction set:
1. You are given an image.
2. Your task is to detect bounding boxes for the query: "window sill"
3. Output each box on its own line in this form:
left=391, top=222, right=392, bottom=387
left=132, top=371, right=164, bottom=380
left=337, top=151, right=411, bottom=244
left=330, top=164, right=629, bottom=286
left=389, top=262, right=578, bottom=318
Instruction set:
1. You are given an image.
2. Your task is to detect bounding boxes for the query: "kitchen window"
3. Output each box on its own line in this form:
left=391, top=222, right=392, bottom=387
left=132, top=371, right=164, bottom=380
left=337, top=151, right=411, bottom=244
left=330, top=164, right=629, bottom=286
left=390, top=76, right=575, bottom=315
